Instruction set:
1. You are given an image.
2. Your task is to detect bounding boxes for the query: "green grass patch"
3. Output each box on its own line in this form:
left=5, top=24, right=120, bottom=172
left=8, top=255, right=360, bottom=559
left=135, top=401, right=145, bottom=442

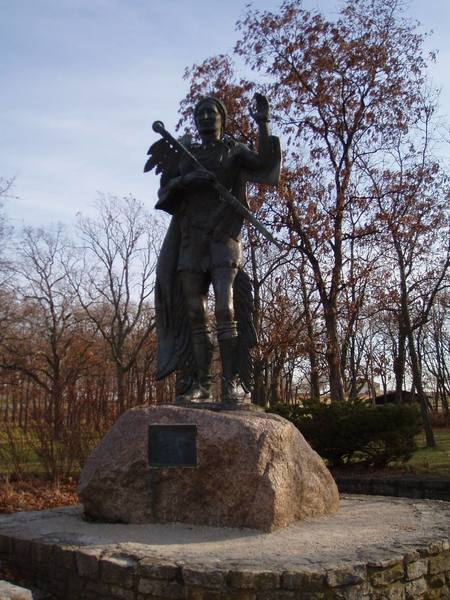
left=398, top=428, right=450, bottom=477
left=0, top=428, right=44, bottom=476
left=0, top=425, right=103, bottom=480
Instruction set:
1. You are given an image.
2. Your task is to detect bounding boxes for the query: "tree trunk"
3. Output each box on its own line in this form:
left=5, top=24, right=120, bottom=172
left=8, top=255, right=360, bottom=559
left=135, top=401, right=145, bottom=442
left=116, top=366, right=126, bottom=415
left=248, top=239, right=267, bottom=407
left=324, top=305, right=345, bottom=402
left=396, top=248, right=435, bottom=447
left=347, top=334, right=360, bottom=401
left=252, top=357, right=266, bottom=407
left=51, top=379, right=63, bottom=441
left=270, top=356, right=284, bottom=406
left=309, top=357, right=321, bottom=403
left=407, top=329, right=436, bottom=448
left=300, top=267, right=321, bottom=402
left=394, top=320, right=407, bottom=403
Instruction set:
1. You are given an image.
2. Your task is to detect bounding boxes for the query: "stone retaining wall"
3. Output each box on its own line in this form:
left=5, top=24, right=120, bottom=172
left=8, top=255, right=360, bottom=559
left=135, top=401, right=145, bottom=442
left=1, top=533, right=450, bottom=599
left=333, top=474, right=450, bottom=501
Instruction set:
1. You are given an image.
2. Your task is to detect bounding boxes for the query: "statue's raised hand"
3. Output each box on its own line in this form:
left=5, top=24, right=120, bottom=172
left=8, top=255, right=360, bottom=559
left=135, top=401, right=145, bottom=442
left=250, top=93, right=270, bottom=123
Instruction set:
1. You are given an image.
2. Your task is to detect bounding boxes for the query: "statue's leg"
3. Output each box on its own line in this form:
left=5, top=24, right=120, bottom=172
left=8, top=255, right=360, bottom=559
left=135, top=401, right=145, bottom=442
left=179, top=271, right=213, bottom=401
left=212, top=267, right=243, bottom=403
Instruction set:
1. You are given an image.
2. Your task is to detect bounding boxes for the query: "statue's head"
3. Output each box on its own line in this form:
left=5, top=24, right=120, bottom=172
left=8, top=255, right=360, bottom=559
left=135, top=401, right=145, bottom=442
left=194, top=96, right=227, bottom=139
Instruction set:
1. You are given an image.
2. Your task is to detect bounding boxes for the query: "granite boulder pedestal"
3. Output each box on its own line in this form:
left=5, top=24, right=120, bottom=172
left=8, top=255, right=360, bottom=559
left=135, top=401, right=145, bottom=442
left=77, top=405, right=339, bottom=531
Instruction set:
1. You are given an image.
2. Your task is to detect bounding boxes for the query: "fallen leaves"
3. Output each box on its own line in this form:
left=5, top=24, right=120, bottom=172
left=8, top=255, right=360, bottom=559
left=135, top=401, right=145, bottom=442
left=0, top=478, right=78, bottom=514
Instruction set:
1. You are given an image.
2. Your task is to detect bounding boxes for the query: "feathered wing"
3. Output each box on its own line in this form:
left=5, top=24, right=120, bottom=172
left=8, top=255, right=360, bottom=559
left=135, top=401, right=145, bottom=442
left=172, top=275, right=197, bottom=396
left=155, top=270, right=196, bottom=394
left=233, top=269, right=258, bottom=393
left=151, top=133, right=198, bottom=392
left=154, top=218, right=196, bottom=390
left=143, top=138, right=181, bottom=186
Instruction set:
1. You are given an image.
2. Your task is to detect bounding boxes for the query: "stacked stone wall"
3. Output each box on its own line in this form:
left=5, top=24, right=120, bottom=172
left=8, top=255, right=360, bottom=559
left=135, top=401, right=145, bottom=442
left=333, top=474, right=450, bottom=501
left=1, top=532, right=449, bottom=599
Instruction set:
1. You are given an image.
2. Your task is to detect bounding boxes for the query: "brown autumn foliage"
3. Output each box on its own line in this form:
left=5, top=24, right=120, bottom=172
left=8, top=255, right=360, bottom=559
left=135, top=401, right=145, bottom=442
left=176, top=0, right=450, bottom=442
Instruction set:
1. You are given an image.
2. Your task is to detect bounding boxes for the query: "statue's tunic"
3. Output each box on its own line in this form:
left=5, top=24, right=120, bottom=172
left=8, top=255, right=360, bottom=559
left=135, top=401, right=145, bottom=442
left=175, top=140, right=244, bottom=273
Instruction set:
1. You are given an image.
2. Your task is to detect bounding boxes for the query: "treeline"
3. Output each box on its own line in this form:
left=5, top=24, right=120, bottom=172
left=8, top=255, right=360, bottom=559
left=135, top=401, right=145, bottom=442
left=246, top=239, right=449, bottom=414
left=0, top=0, right=449, bottom=460
left=0, top=186, right=448, bottom=452
left=0, top=197, right=173, bottom=440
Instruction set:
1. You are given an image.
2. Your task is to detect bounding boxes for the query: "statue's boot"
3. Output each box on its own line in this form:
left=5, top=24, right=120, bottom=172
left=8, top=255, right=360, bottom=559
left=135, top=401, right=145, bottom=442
left=182, top=325, right=213, bottom=402
left=217, top=321, right=243, bottom=404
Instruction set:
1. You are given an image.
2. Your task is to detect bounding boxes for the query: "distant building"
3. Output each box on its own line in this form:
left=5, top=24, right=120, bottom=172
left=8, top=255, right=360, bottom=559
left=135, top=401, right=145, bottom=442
left=373, top=390, right=431, bottom=405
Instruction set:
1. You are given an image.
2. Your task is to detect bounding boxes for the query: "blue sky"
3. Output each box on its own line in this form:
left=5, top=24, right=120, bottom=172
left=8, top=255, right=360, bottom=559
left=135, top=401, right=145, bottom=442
left=1, top=0, right=449, bottom=228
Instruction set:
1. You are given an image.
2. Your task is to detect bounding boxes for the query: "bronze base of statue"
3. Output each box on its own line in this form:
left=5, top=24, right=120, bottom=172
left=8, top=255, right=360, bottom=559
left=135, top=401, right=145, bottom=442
left=174, top=398, right=263, bottom=412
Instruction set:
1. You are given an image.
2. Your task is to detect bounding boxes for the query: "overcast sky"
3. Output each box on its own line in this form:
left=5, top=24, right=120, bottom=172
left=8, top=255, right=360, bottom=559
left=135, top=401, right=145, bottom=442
left=1, top=0, right=449, bottom=228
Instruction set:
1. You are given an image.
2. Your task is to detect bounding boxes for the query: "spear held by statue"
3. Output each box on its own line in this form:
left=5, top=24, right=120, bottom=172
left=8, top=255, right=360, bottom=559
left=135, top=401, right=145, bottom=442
left=145, top=120, right=281, bottom=249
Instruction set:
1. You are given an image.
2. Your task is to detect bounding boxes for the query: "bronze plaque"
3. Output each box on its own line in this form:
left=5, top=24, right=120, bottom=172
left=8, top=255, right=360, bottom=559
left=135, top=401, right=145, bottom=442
left=148, top=424, right=197, bottom=468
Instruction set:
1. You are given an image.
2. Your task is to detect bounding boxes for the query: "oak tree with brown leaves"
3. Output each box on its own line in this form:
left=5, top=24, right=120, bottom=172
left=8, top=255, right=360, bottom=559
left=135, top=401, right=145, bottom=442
left=179, top=0, right=436, bottom=403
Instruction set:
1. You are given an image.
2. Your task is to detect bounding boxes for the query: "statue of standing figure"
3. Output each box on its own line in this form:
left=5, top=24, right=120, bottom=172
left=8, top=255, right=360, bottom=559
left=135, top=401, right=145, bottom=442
left=145, top=93, right=281, bottom=405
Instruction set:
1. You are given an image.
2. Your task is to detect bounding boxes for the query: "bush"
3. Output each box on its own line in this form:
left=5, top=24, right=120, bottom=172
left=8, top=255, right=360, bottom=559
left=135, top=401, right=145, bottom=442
left=30, top=420, right=102, bottom=481
left=269, top=400, right=421, bottom=468
left=0, top=421, right=102, bottom=481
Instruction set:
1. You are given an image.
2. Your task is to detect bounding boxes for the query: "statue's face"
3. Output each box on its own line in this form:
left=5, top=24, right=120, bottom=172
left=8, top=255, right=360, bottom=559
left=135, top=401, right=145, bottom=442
left=195, top=101, right=222, bottom=138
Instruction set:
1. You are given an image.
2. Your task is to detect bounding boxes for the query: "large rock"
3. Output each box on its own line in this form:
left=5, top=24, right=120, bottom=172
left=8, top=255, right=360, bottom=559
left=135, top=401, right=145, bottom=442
left=77, top=405, right=339, bottom=531
left=0, top=581, right=33, bottom=600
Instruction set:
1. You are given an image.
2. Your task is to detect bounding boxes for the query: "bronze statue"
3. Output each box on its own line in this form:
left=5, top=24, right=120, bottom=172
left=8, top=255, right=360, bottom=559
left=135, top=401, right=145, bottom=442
left=145, top=94, right=281, bottom=405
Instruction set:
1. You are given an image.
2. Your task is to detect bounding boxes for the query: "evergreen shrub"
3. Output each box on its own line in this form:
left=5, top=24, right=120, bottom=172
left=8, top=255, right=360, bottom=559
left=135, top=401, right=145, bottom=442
left=269, top=400, right=421, bottom=467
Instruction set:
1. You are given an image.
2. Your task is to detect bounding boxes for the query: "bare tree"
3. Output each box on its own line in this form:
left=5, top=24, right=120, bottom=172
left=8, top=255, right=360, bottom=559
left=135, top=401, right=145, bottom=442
left=418, top=293, right=450, bottom=418
left=298, top=257, right=324, bottom=402
left=366, top=104, right=450, bottom=446
left=0, top=225, right=91, bottom=438
left=72, top=195, right=160, bottom=414
left=0, top=176, right=14, bottom=287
